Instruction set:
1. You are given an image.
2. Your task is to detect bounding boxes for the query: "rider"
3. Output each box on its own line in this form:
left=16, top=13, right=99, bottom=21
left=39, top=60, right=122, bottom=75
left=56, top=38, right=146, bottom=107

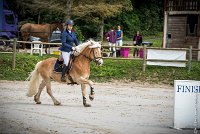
left=59, top=19, right=79, bottom=82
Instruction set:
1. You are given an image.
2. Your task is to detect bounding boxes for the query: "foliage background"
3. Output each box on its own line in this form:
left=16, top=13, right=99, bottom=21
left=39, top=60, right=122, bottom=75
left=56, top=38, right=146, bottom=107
left=7, top=0, right=164, bottom=41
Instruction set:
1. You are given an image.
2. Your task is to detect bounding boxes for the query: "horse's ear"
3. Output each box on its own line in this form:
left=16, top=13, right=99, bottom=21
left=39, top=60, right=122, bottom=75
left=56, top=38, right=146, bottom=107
left=89, top=40, right=95, bottom=45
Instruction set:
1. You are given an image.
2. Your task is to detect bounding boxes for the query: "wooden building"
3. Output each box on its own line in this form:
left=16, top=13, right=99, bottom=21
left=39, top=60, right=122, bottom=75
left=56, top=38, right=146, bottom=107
left=163, top=0, right=200, bottom=60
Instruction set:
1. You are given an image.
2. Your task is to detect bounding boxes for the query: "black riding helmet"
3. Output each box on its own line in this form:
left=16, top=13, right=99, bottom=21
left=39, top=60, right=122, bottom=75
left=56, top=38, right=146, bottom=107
left=65, top=19, right=74, bottom=26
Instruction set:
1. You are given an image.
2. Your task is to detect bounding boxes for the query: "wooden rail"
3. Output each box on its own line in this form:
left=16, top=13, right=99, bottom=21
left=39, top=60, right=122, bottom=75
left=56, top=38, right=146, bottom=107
left=101, top=45, right=199, bottom=72
left=1, top=39, right=200, bottom=72
left=17, top=41, right=61, bottom=46
left=0, top=38, right=17, bottom=69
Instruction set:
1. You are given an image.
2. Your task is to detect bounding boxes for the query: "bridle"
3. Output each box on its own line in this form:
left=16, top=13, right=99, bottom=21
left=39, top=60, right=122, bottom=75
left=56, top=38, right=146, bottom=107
left=83, top=47, right=102, bottom=65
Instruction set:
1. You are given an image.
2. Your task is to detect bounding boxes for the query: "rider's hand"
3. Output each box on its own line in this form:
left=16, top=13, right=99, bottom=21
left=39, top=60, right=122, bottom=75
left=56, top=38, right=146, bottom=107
left=72, top=47, right=76, bottom=51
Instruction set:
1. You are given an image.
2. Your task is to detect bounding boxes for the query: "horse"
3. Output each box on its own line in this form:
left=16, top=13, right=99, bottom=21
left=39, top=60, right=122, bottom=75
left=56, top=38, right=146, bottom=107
left=20, top=23, right=63, bottom=53
left=26, top=40, right=103, bottom=107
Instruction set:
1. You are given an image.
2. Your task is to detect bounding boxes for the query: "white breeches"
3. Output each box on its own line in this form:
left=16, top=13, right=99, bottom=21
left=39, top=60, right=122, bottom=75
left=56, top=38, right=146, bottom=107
left=61, top=51, right=71, bottom=65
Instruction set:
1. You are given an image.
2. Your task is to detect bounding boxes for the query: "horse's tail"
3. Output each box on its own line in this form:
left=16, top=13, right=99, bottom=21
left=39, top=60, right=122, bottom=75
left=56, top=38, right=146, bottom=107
left=27, top=61, right=42, bottom=97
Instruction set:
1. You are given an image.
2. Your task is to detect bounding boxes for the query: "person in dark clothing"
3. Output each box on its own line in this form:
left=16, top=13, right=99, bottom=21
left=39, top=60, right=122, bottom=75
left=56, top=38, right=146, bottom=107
left=133, top=31, right=142, bottom=57
left=105, top=27, right=117, bottom=57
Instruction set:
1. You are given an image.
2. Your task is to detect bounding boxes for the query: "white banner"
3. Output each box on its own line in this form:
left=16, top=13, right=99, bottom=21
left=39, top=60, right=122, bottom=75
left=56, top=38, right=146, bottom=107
left=174, top=80, right=200, bottom=129
left=147, top=49, right=186, bottom=67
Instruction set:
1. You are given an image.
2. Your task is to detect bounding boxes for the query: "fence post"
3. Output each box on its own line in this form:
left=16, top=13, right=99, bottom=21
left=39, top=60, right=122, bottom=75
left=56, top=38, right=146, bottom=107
left=142, top=45, right=147, bottom=72
left=188, top=45, right=192, bottom=72
left=12, top=38, right=17, bottom=69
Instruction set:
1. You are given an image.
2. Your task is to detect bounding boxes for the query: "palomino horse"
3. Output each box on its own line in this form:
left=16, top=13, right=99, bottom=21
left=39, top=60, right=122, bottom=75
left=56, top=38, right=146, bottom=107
left=27, top=40, right=103, bottom=107
left=20, top=23, right=63, bottom=53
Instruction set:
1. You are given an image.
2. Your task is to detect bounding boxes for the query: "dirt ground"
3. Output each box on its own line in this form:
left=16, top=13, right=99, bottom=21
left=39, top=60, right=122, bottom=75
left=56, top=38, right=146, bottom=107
left=0, top=80, right=196, bottom=134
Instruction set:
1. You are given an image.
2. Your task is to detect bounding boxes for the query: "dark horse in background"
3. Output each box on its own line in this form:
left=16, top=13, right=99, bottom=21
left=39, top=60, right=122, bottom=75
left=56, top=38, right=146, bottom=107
left=20, top=23, right=63, bottom=53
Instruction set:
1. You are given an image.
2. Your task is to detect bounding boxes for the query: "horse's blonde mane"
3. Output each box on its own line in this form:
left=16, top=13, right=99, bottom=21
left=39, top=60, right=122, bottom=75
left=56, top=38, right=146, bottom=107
left=74, top=39, right=101, bottom=56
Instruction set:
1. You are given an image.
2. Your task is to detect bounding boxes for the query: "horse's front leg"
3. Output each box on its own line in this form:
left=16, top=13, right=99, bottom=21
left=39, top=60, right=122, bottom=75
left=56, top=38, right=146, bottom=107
left=81, top=84, right=92, bottom=107
left=79, top=77, right=95, bottom=107
left=86, top=79, right=95, bottom=101
left=89, top=87, right=95, bottom=101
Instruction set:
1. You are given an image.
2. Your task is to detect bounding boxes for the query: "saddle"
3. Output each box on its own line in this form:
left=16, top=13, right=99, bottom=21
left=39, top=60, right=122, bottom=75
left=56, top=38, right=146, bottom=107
left=53, top=54, right=76, bottom=84
left=53, top=60, right=63, bottom=73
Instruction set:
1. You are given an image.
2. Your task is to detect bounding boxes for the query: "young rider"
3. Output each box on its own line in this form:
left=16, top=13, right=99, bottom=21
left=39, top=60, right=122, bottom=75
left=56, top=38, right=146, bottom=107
left=59, top=19, right=79, bottom=82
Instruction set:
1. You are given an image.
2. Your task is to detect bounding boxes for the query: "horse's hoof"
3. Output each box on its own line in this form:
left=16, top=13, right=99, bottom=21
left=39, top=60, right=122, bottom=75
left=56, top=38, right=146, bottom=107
left=83, top=103, right=91, bottom=107
left=36, top=101, right=41, bottom=104
left=89, top=95, right=94, bottom=101
left=54, top=102, right=61, bottom=106
left=34, top=96, right=38, bottom=102
left=34, top=96, right=41, bottom=104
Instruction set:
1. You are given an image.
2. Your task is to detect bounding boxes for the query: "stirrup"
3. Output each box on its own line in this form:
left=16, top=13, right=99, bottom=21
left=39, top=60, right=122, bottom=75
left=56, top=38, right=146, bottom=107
left=61, top=76, right=66, bottom=82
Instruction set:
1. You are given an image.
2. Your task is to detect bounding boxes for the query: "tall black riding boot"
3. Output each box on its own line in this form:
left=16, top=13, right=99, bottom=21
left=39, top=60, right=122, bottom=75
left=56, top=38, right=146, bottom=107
left=61, top=64, right=68, bottom=82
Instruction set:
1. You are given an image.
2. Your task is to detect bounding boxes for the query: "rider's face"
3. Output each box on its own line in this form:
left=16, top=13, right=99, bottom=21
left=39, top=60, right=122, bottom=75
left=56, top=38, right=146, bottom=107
left=67, top=25, right=73, bottom=30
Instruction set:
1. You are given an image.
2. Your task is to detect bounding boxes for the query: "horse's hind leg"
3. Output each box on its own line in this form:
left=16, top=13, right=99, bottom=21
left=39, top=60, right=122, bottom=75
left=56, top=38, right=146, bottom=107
left=45, top=45, right=48, bottom=54
left=45, top=46, right=47, bottom=54
left=34, top=80, right=46, bottom=104
left=46, top=79, right=61, bottom=105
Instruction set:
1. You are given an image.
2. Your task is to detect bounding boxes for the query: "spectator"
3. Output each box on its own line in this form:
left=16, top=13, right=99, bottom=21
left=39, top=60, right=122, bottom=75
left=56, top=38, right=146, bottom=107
left=133, top=31, right=142, bottom=57
left=116, top=25, right=123, bottom=57
left=105, top=27, right=117, bottom=57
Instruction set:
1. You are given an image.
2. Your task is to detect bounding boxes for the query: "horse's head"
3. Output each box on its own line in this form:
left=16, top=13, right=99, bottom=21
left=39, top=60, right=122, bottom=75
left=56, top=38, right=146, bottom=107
left=79, top=40, right=103, bottom=66
left=51, top=23, right=64, bottom=32
left=89, top=40, right=103, bottom=66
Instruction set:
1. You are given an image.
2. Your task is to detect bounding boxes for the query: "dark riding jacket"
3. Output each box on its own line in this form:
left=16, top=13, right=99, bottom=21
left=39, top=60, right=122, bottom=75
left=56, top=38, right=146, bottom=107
left=59, top=30, right=79, bottom=52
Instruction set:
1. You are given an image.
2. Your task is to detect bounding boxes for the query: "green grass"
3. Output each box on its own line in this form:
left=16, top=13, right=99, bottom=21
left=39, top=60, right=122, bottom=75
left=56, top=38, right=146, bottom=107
left=1, top=53, right=200, bottom=85
left=91, top=59, right=200, bottom=85
left=0, top=53, right=54, bottom=80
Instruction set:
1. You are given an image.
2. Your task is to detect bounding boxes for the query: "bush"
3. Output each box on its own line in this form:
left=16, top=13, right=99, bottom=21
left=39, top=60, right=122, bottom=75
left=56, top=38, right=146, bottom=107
left=74, top=26, right=85, bottom=42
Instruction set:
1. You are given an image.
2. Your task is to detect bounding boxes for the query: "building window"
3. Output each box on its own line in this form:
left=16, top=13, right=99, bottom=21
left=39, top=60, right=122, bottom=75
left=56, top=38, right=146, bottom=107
left=186, top=15, right=198, bottom=36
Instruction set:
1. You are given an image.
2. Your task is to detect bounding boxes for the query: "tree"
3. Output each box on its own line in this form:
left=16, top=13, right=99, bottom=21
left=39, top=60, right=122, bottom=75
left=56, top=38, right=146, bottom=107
left=13, top=0, right=164, bottom=39
left=72, top=0, right=132, bottom=40
left=14, top=0, right=132, bottom=39
left=14, top=0, right=73, bottom=23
